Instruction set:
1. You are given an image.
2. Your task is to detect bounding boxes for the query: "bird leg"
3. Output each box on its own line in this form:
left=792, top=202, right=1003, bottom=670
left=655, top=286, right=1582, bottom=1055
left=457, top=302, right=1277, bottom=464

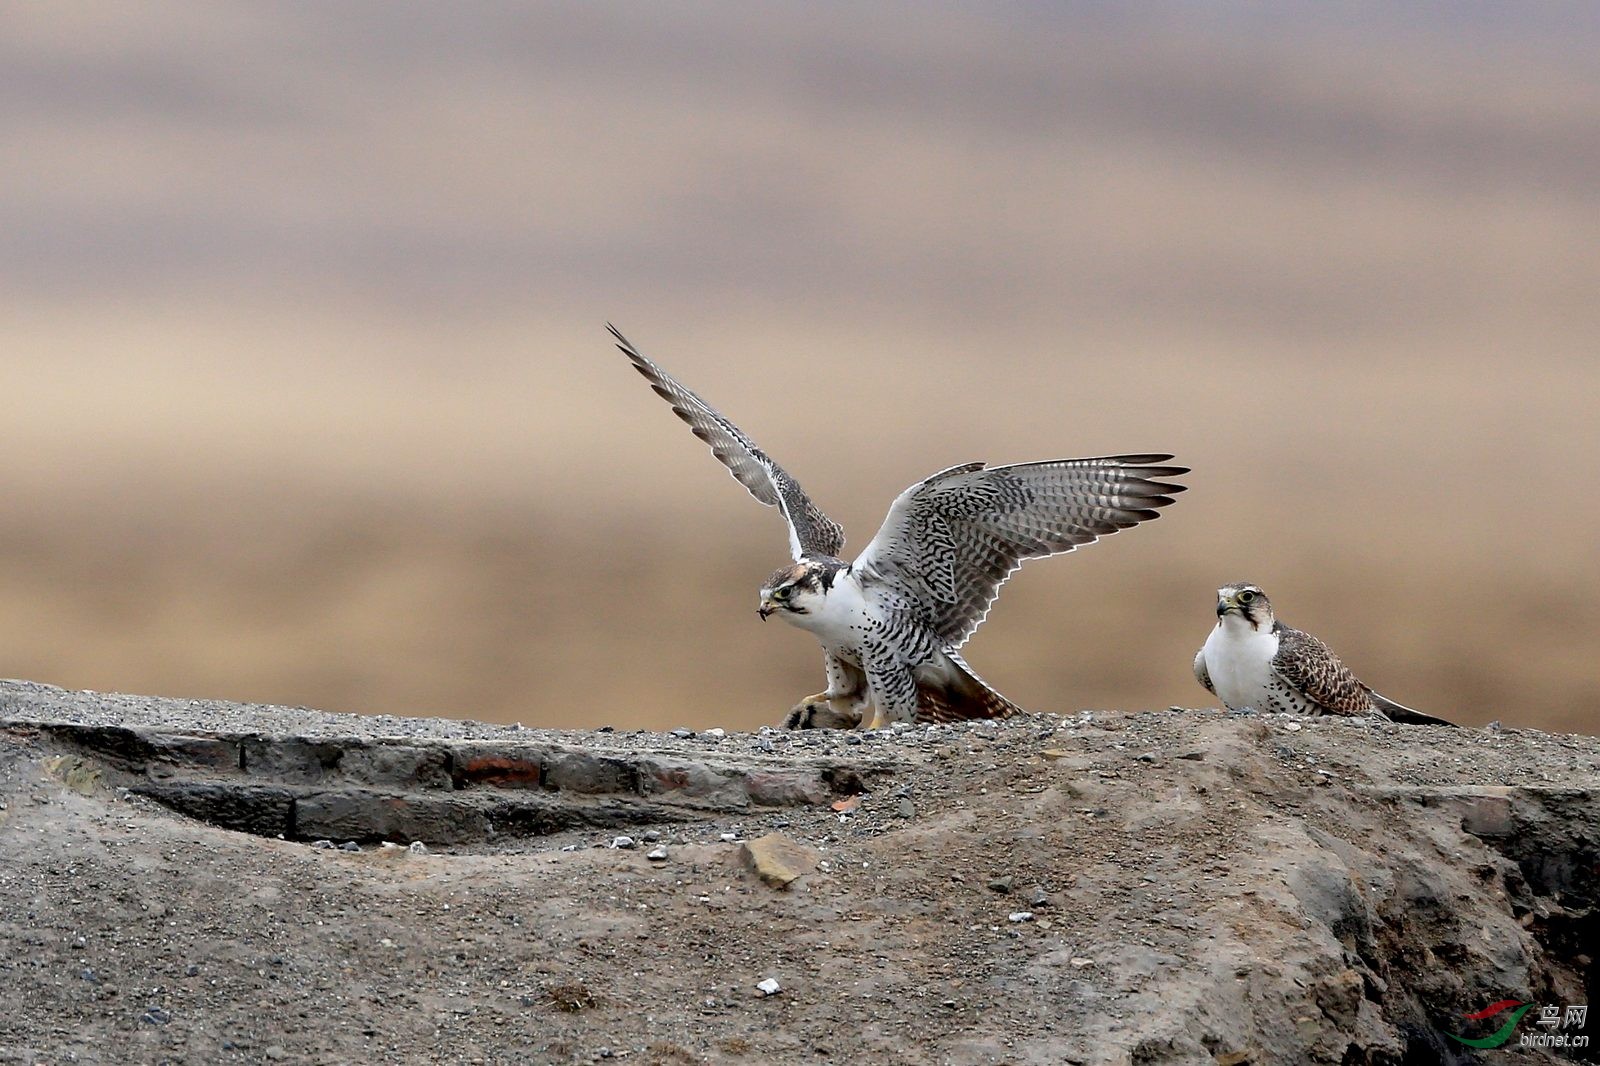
left=783, top=691, right=866, bottom=730
left=861, top=659, right=919, bottom=729
left=783, top=653, right=874, bottom=730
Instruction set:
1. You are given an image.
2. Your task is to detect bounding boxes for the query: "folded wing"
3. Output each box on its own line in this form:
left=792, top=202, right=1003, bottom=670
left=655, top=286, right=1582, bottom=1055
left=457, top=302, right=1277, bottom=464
left=1269, top=626, right=1373, bottom=716
left=609, top=325, right=845, bottom=560
left=855, top=456, right=1187, bottom=648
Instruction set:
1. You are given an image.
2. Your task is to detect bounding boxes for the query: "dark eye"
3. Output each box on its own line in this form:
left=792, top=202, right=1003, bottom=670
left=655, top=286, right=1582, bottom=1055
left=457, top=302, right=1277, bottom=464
left=774, top=586, right=792, bottom=600
left=1237, top=590, right=1256, bottom=603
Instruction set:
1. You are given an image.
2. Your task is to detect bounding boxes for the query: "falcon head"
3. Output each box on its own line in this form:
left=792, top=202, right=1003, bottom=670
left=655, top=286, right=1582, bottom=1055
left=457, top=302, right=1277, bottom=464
left=1215, top=582, right=1275, bottom=631
left=758, top=559, right=843, bottom=621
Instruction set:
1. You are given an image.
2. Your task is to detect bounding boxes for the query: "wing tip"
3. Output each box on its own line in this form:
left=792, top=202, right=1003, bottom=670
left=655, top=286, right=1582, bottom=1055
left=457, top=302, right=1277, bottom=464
left=606, top=322, right=642, bottom=360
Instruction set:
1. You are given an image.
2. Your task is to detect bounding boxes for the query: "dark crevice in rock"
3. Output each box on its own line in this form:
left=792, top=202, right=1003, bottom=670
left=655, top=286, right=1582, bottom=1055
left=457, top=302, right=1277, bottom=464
left=1365, top=787, right=1600, bottom=1064
left=1393, top=1025, right=1476, bottom=1066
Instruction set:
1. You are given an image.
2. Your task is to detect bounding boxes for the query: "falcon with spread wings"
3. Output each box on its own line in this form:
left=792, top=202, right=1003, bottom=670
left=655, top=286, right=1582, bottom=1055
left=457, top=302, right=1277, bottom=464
left=611, top=325, right=1188, bottom=729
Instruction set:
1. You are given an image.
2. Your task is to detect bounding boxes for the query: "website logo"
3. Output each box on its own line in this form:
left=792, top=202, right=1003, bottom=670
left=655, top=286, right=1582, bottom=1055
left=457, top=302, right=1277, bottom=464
left=1447, top=1000, right=1533, bottom=1049
left=1448, top=999, right=1589, bottom=1051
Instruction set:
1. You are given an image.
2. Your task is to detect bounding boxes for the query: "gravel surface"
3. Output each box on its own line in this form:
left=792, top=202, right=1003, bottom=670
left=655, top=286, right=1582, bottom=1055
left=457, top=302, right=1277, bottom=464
left=1, top=680, right=1597, bottom=1065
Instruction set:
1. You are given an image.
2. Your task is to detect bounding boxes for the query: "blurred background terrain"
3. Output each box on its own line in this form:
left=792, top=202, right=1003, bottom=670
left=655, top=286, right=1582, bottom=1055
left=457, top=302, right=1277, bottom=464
left=3, top=3, right=1596, bottom=733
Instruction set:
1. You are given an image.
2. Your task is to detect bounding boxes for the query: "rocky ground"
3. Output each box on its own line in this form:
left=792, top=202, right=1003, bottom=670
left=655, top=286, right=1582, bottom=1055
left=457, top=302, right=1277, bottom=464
left=0, top=678, right=1596, bottom=1065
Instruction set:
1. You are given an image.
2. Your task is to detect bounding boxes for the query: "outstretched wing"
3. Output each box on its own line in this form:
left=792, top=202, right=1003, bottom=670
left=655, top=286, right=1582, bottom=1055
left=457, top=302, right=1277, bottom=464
left=1269, top=624, right=1374, bottom=716
left=609, top=325, right=845, bottom=560
left=854, top=456, right=1187, bottom=648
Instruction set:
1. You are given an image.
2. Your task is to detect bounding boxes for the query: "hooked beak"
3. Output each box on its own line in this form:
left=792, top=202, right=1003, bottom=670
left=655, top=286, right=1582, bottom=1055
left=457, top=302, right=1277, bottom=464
left=1216, top=599, right=1232, bottom=618
left=758, top=592, right=776, bottom=620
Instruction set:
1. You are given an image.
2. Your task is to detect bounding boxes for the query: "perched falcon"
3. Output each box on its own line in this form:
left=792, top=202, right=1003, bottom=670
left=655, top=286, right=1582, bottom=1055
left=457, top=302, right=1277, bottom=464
left=1194, top=582, right=1454, bottom=725
left=610, top=325, right=1188, bottom=729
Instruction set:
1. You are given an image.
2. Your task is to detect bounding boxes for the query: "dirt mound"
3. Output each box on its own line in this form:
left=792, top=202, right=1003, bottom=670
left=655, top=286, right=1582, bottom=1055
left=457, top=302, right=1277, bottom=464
left=1, top=679, right=1596, bottom=1064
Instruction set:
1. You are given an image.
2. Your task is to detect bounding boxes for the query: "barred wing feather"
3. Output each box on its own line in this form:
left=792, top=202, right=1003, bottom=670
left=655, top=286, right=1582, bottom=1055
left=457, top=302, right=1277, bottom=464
left=855, top=456, right=1187, bottom=648
left=609, top=325, right=845, bottom=560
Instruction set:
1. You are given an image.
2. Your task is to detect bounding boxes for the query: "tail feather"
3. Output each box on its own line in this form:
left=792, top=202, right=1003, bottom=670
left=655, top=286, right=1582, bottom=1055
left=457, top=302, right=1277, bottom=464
left=1371, top=690, right=1456, bottom=727
left=915, top=651, right=1024, bottom=723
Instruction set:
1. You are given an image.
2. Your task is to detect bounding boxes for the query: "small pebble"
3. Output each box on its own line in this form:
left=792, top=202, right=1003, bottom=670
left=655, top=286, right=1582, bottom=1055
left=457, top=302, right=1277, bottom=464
left=703, top=727, right=726, bottom=738
left=987, top=876, right=1013, bottom=894
left=339, top=841, right=361, bottom=853
left=610, top=836, right=636, bottom=850
left=140, top=1006, right=172, bottom=1026
left=896, top=798, right=915, bottom=819
left=1284, top=722, right=1303, bottom=732
left=408, top=841, right=428, bottom=855
left=671, top=728, right=694, bottom=739
left=719, top=832, right=737, bottom=843
left=1070, top=957, right=1095, bottom=967
left=310, top=840, right=336, bottom=850
left=756, top=977, right=782, bottom=996
left=643, top=830, right=661, bottom=842
left=1008, top=911, right=1034, bottom=923
left=646, top=846, right=668, bottom=862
